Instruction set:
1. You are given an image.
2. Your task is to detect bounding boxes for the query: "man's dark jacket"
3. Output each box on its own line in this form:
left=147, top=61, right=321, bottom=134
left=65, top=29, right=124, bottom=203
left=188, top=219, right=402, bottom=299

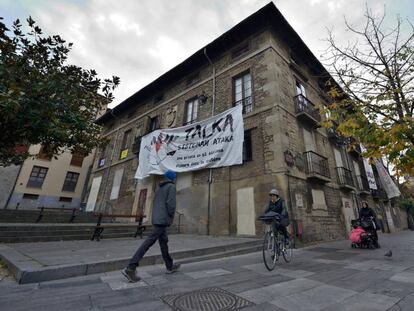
left=152, top=181, right=176, bottom=226
left=264, top=198, right=289, bottom=226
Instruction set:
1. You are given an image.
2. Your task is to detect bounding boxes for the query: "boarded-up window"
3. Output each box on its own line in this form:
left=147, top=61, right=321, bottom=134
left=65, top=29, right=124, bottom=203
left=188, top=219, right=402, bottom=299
left=110, top=169, right=124, bottom=200
left=311, top=189, right=327, bottom=210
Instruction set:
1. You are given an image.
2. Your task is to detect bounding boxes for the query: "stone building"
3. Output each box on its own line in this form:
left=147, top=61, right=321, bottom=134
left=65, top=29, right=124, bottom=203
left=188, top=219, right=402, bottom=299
left=3, top=145, right=94, bottom=210
left=87, top=3, right=403, bottom=242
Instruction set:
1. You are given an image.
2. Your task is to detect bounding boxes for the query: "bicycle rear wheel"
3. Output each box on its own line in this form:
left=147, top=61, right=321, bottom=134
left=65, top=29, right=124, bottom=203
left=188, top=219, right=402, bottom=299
left=262, top=231, right=277, bottom=271
left=282, top=236, right=293, bottom=263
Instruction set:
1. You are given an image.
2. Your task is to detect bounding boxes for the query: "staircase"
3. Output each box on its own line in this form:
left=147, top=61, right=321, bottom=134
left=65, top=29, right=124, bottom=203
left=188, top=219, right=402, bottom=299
left=0, top=209, right=96, bottom=223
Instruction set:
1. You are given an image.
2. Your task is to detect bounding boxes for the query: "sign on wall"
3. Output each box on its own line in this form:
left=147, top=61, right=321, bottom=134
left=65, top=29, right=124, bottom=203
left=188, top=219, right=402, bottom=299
left=135, top=105, right=244, bottom=179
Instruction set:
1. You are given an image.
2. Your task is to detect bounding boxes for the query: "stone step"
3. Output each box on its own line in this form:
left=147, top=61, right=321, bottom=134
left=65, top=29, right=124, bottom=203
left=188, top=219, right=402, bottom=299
left=0, top=233, right=138, bottom=243
left=0, top=228, right=139, bottom=237
left=0, top=238, right=262, bottom=284
left=0, top=223, right=179, bottom=243
left=0, top=210, right=97, bottom=223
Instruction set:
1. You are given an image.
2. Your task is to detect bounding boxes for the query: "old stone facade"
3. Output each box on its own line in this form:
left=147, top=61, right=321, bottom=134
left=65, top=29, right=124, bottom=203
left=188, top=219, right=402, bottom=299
left=87, top=3, right=405, bottom=242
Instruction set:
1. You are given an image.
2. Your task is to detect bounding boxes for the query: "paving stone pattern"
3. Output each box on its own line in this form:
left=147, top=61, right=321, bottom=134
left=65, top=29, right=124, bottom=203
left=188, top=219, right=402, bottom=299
left=0, top=231, right=414, bottom=310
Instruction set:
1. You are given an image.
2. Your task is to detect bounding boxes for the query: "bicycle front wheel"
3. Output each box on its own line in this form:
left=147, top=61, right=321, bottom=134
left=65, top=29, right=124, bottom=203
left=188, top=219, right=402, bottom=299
left=262, top=231, right=277, bottom=271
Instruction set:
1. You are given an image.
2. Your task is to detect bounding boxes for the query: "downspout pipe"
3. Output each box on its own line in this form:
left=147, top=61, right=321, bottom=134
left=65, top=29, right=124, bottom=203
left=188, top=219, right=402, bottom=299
left=98, top=109, right=121, bottom=212
left=204, top=47, right=215, bottom=236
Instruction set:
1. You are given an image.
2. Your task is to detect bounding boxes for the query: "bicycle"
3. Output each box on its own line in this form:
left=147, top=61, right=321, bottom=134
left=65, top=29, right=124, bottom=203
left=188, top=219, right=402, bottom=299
left=259, top=213, right=293, bottom=271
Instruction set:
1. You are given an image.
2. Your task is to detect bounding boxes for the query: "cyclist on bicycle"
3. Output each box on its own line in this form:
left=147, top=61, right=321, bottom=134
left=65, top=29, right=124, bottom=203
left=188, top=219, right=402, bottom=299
left=264, top=189, right=289, bottom=242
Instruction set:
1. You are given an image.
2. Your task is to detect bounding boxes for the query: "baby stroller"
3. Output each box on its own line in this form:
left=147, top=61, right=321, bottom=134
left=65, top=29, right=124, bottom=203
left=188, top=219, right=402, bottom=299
left=350, top=219, right=380, bottom=249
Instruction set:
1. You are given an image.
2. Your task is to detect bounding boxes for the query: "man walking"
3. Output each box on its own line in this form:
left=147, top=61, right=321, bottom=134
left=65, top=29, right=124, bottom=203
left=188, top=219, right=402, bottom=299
left=122, top=170, right=180, bottom=282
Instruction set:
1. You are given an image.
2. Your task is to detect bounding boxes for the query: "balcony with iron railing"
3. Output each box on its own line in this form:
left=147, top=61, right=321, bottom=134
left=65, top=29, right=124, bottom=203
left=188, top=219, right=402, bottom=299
left=371, top=188, right=387, bottom=200
left=304, top=151, right=330, bottom=182
left=293, top=94, right=321, bottom=127
left=355, top=175, right=371, bottom=194
left=327, top=127, right=352, bottom=147
left=348, top=139, right=362, bottom=157
left=234, top=96, right=253, bottom=114
left=336, top=167, right=355, bottom=190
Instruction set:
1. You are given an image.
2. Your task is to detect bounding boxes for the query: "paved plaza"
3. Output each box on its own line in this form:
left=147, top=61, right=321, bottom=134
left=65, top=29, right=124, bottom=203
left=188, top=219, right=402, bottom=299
left=1, top=231, right=414, bottom=310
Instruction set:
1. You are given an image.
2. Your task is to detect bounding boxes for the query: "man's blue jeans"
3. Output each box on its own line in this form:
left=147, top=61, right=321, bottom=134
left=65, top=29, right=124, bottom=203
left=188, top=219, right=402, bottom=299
left=128, top=225, right=173, bottom=270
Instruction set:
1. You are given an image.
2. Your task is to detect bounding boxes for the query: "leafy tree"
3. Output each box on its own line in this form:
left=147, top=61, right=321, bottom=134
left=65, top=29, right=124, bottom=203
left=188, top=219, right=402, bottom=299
left=322, top=8, right=414, bottom=176
left=0, top=17, right=119, bottom=166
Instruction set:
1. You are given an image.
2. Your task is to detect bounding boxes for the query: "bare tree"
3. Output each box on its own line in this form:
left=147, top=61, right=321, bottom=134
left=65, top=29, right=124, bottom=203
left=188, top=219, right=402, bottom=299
left=323, top=7, right=414, bottom=176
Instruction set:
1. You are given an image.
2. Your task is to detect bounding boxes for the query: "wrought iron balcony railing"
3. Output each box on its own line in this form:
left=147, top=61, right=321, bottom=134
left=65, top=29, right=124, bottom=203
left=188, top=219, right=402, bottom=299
left=371, top=188, right=387, bottom=200
left=336, top=167, right=354, bottom=188
left=304, top=151, right=330, bottom=179
left=355, top=175, right=370, bottom=193
left=294, top=94, right=321, bottom=124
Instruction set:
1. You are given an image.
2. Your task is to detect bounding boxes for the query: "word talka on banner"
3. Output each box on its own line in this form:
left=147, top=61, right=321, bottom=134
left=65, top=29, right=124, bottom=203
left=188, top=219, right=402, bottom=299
left=135, top=105, right=244, bottom=179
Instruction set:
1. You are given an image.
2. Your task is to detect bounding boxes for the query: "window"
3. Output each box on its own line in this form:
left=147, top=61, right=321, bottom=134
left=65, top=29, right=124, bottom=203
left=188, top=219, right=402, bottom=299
left=132, top=136, right=142, bottom=154
left=119, top=130, right=131, bottom=159
left=70, top=151, right=85, bottom=167
left=23, top=193, right=39, bottom=200
left=62, top=172, right=80, bottom=192
left=303, top=128, right=316, bottom=152
left=184, top=98, right=199, bottom=125
left=233, top=72, right=252, bottom=113
left=27, top=166, right=48, bottom=188
left=296, top=80, right=306, bottom=97
left=59, top=197, right=73, bottom=202
left=98, top=143, right=109, bottom=168
left=243, top=130, right=252, bottom=162
left=148, top=116, right=160, bottom=133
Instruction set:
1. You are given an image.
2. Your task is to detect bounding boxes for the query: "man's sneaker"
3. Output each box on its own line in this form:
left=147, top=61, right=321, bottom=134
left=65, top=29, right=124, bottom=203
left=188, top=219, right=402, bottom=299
left=166, top=263, right=181, bottom=274
left=122, top=268, right=141, bottom=283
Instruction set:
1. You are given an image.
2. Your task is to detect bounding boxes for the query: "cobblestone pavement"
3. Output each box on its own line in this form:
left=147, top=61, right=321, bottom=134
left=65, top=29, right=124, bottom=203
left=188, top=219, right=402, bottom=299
left=1, top=231, right=413, bottom=311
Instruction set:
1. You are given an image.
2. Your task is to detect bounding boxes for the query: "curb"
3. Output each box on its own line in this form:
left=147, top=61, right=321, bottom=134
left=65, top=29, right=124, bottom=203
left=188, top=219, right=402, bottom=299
left=0, top=240, right=261, bottom=284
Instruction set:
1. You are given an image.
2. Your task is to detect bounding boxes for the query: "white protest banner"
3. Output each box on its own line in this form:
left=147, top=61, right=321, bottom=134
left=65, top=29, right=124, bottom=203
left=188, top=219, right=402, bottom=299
left=360, top=144, right=377, bottom=190
left=135, top=105, right=244, bottom=179
left=374, top=158, right=400, bottom=199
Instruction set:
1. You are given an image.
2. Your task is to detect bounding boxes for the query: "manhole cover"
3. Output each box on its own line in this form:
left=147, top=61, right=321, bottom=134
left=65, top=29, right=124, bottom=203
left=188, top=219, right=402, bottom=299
left=161, top=287, right=254, bottom=311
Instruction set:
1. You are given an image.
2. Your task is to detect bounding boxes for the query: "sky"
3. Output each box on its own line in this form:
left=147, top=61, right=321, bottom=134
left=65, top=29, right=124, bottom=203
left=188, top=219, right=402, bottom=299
left=1, top=0, right=413, bottom=108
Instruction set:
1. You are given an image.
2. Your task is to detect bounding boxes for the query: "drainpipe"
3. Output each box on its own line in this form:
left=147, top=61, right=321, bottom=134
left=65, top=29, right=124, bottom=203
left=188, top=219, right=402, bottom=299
left=285, top=171, right=297, bottom=238
left=98, top=109, right=121, bottom=212
left=204, top=47, right=215, bottom=236
left=4, top=163, right=23, bottom=209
